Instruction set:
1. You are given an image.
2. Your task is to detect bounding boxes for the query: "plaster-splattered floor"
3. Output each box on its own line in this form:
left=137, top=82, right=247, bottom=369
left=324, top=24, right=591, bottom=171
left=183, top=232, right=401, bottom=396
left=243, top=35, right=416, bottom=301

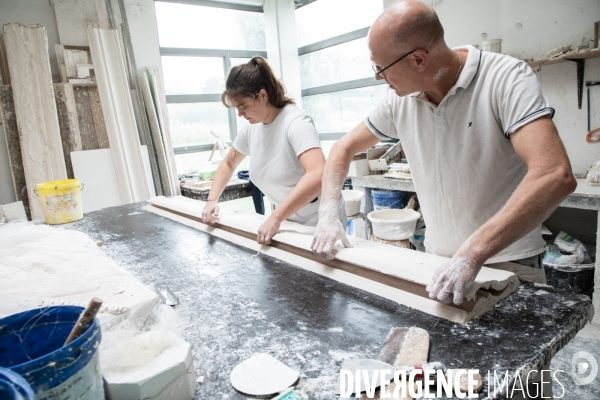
left=551, top=322, right=600, bottom=399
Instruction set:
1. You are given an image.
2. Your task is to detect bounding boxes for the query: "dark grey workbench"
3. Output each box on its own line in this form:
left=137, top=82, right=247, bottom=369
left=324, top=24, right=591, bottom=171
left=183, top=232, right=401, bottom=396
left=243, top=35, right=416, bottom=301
left=67, top=202, right=593, bottom=400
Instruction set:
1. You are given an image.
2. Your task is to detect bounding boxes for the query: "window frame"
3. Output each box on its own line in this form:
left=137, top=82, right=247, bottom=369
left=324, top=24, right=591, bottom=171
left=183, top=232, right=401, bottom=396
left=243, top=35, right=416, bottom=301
left=156, top=0, right=266, bottom=155
left=298, top=27, right=386, bottom=140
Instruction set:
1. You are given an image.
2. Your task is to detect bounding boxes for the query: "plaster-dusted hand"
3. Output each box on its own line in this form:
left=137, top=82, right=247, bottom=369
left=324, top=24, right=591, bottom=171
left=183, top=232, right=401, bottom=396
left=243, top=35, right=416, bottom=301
left=425, top=256, right=482, bottom=305
left=201, top=200, right=220, bottom=225
left=257, top=215, right=281, bottom=245
left=311, top=209, right=352, bottom=260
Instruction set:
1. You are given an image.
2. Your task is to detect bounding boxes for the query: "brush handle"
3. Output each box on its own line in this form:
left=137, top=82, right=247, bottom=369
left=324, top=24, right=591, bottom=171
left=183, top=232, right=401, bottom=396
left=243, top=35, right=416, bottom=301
left=64, top=297, right=103, bottom=346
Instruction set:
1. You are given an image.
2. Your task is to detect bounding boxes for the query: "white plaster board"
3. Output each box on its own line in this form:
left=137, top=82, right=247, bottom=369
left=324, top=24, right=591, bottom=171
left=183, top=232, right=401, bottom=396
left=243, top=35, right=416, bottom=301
left=0, top=201, right=27, bottom=222
left=263, top=0, right=302, bottom=108
left=87, top=26, right=151, bottom=204
left=53, top=0, right=88, bottom=46
left=147, top=196, right=521, bottom=323
left=63, top=49, right=91, bottom=79
left=3, top=23, right=67, bottom=220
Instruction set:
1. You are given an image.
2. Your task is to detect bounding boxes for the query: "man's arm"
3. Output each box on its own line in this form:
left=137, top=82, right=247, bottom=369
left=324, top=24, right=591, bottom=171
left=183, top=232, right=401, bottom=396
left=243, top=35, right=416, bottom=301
left=426, top=116, right=577, bottom=304
left=311, top=121, right=381, bottom=259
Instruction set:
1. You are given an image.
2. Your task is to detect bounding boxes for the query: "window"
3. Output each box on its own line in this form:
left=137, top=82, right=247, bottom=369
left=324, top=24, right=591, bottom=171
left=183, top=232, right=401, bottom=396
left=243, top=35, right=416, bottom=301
left=155, top=1, right=266, bottom=157
left=296, top=0, right=387, bottom=138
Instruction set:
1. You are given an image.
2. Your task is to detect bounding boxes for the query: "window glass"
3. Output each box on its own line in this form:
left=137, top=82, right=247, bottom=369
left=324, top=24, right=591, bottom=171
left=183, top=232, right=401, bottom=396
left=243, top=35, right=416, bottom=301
left=302, top=85, right=388, bottom=133
left=295, top=0, right=382, bottom=47
left=162, top=57, right=224, bottom=95
left=299, top=38, right=372, bottom=88
left=168, top=103, right=230, bottom=146
left=155, top=2, right=266, bottom=50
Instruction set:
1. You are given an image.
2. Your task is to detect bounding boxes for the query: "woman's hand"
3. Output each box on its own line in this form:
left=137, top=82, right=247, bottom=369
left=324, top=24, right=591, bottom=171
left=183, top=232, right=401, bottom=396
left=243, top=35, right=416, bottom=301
left=201, top=200, right=220, bottom=225
left=257, top=215, right=281, bottom=245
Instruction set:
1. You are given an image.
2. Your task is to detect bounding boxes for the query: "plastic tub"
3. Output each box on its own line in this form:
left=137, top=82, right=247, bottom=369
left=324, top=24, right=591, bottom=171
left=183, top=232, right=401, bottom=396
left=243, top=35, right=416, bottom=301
left=0, top=368, right=33, bottom=400
left=367, top=209, right=421, bottom=240
left=35, top=179, right=84, bottom=224
left=342, top=190, right=364, bottom=216
left=371, top=190, right=406, bottom=210
left=0, top=306, right=104, bottom=399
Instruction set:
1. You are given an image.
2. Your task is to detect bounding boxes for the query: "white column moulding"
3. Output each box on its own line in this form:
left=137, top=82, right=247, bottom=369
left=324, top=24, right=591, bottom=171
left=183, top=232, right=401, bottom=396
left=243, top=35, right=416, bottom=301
left=3, top=23, right=67, bottom=220
left=263, top=0, right=303, bottom=108
left=87, top=26, right=152, bottom=204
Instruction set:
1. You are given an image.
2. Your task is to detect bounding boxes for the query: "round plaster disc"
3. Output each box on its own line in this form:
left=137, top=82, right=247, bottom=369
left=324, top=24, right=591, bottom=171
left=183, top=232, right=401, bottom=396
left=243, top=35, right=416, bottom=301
left=230, top=353, right=299, bottom=396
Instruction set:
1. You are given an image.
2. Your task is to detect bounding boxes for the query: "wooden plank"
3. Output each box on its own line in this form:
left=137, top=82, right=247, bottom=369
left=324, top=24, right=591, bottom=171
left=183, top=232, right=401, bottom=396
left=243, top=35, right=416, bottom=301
left=0, top=86, right=29, bottom=219
left=54, top=83, right=83, bottom=179
left=147, top=196, right=521, bottom=323
left=87, top=85, right=109, bottom=148
left=0, top=34, right=10, bottom=85
left=73, top=86, right=100, bottom=150
left=87, top=26, right=151, bottom=204
left=3, top=23, right=67, bottom=220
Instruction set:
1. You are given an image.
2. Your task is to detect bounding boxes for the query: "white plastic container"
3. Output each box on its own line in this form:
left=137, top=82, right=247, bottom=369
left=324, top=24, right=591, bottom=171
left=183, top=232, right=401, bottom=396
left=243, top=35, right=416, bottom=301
left=342, top=190, right=365, bottom=216
left=367, top=209, right=421, bottom=241
left=482, top=39, right=502, bottom=53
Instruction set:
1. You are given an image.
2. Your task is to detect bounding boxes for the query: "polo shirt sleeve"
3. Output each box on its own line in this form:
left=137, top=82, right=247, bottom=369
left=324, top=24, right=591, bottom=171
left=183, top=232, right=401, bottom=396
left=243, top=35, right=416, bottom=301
left=497, top=61, right=555, bottom=138
left=286, top=114, right=322, bottom=157
left=232, top=123, right=250, bottom=156
left=365, top=90, right=399, bottom=140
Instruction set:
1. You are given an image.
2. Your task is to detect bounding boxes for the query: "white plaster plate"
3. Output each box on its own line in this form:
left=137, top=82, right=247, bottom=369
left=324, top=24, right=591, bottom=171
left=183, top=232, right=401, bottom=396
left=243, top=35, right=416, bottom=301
left=230, top=353, right=299, bottom=396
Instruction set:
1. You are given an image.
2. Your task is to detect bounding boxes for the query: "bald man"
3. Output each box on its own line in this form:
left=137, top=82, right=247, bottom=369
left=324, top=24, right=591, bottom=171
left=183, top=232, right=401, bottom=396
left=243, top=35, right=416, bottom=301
left=311, top=0, right=576, bottom=305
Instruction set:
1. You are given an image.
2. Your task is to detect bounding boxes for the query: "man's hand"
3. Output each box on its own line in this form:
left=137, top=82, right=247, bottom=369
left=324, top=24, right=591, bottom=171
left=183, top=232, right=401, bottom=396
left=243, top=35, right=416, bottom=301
left=257, top=215, right=281, bottom=245
left=201, top=200, right=219, bottom=225
left=425, top=256, right=482, bottom=305
left=311, top=212, right=352, bottom=260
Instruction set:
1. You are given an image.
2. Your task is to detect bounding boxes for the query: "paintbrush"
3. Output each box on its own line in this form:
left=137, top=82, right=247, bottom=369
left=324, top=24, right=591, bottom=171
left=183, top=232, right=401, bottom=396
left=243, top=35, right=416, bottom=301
left=64, top=297, right=103, bottom=346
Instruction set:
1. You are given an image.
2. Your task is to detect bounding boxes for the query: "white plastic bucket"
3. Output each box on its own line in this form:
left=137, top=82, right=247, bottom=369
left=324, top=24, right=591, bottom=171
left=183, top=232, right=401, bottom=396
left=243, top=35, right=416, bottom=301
left=342, top=190, right=364, bottom=217
left=367, top=209, right=421, bottom=241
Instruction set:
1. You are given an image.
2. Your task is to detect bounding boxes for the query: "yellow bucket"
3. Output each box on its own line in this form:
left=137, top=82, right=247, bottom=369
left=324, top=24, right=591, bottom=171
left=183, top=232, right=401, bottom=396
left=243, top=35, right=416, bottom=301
left=35, top=179, right=84, bottom=224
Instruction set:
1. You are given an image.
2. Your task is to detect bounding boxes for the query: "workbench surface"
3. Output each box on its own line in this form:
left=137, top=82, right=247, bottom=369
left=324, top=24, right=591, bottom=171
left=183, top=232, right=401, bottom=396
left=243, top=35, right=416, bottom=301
left=68, top=202, right=592, bottom=400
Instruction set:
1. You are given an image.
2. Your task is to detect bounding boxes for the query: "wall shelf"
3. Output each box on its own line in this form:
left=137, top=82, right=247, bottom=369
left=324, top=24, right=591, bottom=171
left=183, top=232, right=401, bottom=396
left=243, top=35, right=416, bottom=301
left=527, top=49, right=600, bottom=109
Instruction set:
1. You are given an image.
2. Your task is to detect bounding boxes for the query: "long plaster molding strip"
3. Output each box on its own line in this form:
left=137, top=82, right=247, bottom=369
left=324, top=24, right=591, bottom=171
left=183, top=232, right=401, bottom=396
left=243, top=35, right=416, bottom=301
left=146, top=196, right=521, bottom=323
left=146, top=67, right=180, bottom=196
left=139, top=74, right=174, bottom=196
left=87, top=26, right=151, bottom=204
left=3, top=23, right=67, bottom=220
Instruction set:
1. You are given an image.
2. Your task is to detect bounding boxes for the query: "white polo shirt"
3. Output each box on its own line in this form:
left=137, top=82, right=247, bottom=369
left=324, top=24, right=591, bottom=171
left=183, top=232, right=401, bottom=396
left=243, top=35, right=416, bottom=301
left=365, top=45, right=553, bottom=263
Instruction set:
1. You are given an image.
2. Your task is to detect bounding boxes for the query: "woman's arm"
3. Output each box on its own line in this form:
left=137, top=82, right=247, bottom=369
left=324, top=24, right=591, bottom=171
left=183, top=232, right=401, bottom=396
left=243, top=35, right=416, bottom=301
left=201, top=147, right=246, bottom=225
left=256, top=147, right=324, bottom=244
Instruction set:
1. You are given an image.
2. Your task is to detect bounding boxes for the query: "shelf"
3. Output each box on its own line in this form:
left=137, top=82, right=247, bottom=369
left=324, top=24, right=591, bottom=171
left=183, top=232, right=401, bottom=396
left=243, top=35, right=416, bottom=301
left=527, top=49, right=600, bottom=109
left=527, top=49, right=600, bottom=68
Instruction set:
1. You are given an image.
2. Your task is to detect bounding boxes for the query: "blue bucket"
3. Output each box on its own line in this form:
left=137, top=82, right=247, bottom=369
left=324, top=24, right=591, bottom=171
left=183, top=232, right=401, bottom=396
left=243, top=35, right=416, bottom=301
left=371, top=190, right=406, bottom=210
left=0, top=306, right=104, bottom=398
left=0, top=368, right=33, bottom=400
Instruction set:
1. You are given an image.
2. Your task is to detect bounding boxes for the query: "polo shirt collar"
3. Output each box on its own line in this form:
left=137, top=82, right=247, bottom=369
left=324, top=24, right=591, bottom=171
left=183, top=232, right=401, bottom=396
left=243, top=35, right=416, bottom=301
left=408, top=45, right=481, bottom=101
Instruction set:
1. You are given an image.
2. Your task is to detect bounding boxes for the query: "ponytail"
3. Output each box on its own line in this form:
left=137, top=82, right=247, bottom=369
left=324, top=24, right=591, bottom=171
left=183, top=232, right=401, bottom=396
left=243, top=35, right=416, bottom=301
left=221, top=56, right=295, bottom=109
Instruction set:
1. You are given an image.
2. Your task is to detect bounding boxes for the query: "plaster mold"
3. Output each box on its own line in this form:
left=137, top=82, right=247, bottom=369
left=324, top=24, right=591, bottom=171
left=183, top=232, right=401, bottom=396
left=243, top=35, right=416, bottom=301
left=87, top=26, right=151, bottom=204
left=147, top=196, right=521, bottom=323
left=3, top=23, right=67, bottom=220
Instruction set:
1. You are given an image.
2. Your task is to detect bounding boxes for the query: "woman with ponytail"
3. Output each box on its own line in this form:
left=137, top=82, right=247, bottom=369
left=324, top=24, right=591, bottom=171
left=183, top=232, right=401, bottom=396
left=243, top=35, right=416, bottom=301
left=201, top=57, right=346, bottom=245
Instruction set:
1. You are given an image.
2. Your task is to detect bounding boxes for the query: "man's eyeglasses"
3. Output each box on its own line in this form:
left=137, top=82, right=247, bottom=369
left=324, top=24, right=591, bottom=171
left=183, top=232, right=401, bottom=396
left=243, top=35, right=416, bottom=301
left=371, top=49, right=419, bottom=78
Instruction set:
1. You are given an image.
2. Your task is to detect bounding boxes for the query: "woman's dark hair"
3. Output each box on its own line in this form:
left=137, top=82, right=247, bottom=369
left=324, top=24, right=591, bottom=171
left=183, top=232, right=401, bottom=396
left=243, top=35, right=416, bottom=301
left=221, top=56, right=295, bottom=109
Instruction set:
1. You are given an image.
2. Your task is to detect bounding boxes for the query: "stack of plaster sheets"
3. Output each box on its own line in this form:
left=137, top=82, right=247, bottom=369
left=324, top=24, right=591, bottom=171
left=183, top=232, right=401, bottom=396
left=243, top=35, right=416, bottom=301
left=0, top=222, right=158, bottom=326
left=147, top=196, right=521, bottom=324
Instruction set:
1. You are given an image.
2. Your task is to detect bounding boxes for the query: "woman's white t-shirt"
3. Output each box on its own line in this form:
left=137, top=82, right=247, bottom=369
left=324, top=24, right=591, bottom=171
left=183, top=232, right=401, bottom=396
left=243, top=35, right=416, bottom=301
left=233, top=105, right=330, bottom=226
